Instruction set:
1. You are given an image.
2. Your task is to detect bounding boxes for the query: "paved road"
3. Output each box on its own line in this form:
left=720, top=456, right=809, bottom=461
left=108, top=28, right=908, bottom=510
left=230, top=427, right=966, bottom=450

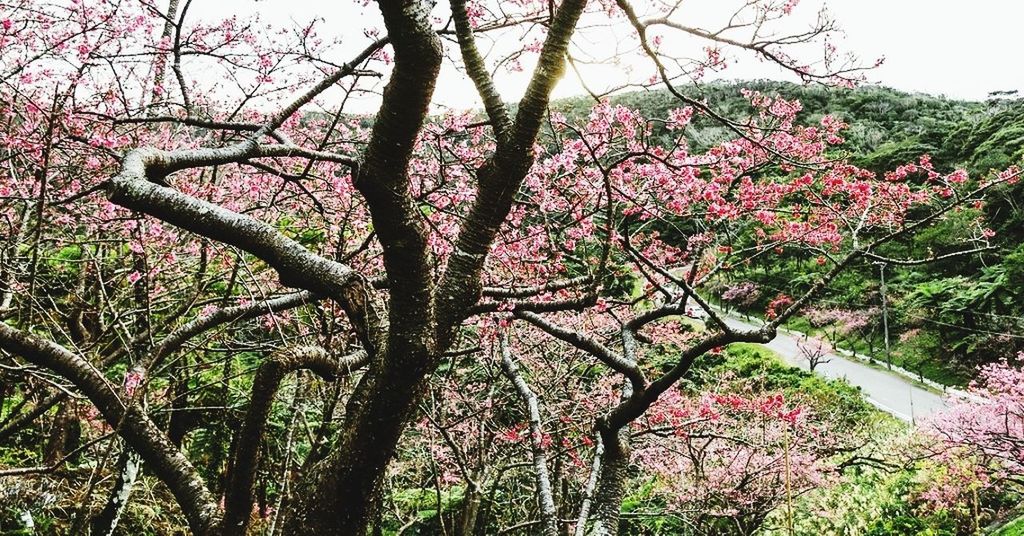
left=718, top=313, right=949, bottom=423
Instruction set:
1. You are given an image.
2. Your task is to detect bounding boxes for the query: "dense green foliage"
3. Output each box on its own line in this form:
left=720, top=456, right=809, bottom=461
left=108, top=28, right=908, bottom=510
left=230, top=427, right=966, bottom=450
left=993, top=515, right=1024, bottom=536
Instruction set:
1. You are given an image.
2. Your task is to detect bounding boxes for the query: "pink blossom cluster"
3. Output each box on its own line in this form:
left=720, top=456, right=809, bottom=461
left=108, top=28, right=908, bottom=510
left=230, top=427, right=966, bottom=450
left=634, top=387, right=833, bottom=523
left=921, top=355, right=1024, bottom=510
left=722, top=281, right=761, bottom=308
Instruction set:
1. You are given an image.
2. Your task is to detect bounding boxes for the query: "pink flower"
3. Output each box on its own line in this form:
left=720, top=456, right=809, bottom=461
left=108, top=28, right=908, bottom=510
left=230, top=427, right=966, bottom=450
left=947, top=169, right=968, bottom=184
left=123, top=368, right=144, bottom=398
left=765, top=294, right=793, bottom=320
left=998, top=165, right=1021, bottom=184
left=666, top=106, right=694, bottom=131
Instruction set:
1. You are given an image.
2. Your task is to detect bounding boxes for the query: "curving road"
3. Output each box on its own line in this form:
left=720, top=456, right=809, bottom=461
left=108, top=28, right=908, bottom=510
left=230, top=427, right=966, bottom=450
left=717, top=313, right=949, bottom=423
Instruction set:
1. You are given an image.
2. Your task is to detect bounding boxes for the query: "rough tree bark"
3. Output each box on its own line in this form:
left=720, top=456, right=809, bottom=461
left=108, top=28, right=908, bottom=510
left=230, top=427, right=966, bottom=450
left=284, top=0, right=588, bottom=533
left=279, top=0, right=443, bottom=532
left=586, top=428, right=630, bottom=536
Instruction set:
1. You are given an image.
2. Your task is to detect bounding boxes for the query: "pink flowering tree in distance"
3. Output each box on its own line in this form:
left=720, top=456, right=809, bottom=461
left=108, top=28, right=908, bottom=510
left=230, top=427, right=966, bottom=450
left=804, top=306, right=876, bottom=356
left=722, top=281, right=762, bottom=314
left=0, top=0, right=1019, bottom=535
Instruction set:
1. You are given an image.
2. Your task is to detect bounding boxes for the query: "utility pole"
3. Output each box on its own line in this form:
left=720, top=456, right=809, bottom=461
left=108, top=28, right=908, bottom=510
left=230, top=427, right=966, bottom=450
left=876, top=261, right=892, bottom=370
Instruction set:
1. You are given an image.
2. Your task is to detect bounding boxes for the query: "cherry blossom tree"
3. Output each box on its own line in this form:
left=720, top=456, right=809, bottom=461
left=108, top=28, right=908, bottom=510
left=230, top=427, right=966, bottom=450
left=722, top=281, right=762, bottom=313
left=924, top=355, right=1024, bottom=506
left=0, top=0, right=1018, bottom=535
left=804, top=306, right=878, bottom=357
left=632, top=389, right=835, bottom=535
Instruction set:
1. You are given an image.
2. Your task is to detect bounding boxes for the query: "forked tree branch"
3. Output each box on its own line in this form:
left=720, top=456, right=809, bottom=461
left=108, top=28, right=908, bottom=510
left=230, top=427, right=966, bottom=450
left=105, top=168, right=380, bottom=355
left=437, top=0, right=589, bottom=342
left=514, top=310, right=646, bottom=392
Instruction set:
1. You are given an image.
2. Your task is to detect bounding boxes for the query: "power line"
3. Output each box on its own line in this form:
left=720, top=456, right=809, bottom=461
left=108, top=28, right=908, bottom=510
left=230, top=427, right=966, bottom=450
left=904, top=314, right=1024, bottom=340
left=960, top=309, right=1024, bottom=323
left=720, top=279, right=1024, bottom=339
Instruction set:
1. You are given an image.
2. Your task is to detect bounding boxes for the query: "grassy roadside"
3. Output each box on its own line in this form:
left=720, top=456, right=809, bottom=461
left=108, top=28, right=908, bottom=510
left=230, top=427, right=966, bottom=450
left=992, top=515, right=1024, bottom=535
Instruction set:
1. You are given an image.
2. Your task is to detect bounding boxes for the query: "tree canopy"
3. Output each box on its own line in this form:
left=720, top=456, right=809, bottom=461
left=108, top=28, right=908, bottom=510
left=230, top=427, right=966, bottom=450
left=0, top=1, right=1021, bottom=535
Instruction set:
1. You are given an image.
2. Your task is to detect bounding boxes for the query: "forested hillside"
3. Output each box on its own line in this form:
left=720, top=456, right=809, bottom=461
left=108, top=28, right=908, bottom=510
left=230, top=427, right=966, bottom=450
left=558, top=81, right=1024, bottom=386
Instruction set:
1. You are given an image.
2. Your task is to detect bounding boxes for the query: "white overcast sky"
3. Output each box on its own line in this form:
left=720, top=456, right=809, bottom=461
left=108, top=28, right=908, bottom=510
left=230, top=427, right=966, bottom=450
left=195, top=0, right=1023, bottom=111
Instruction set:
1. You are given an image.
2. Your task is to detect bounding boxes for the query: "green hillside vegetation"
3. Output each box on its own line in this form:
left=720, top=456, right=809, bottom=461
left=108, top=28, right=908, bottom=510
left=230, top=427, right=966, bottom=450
left=554, top=81, right=1024, bottom=386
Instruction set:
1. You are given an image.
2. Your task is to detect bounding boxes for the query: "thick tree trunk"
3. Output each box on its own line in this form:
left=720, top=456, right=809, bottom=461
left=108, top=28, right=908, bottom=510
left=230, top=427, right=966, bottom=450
left=270, top=0, right=589, bottom=531
left=283, top=349, right=434, bottom=535
left=280, top=0, right=443, bottom=532
left=585, top=428, right=630, bottom=536
left=457, top=480, right=484, bottom=536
